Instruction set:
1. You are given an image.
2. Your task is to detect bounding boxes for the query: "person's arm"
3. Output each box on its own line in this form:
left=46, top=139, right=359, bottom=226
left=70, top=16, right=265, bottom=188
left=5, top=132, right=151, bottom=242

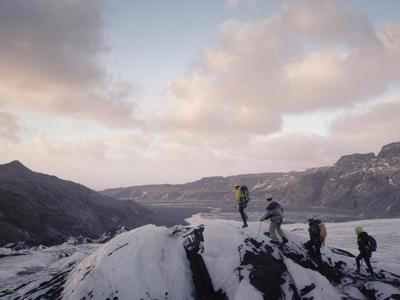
left=359, top=233, right=370, bottom=254
left=260, top=211, right=271, bottom=221
left=363, top=234, right=371, bottom=253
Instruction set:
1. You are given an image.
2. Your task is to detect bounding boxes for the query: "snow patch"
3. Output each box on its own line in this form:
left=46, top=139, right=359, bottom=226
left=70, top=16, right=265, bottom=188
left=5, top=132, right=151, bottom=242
left=63, top=225, right=193, bottom=300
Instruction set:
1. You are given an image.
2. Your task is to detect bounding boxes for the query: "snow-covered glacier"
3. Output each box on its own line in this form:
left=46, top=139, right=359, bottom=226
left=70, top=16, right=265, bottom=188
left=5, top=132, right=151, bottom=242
left=1, top=218, right=400, bottom=299
left=64, top=225, right=194, bottom=300
left=64, top=219, right=399, bottom=300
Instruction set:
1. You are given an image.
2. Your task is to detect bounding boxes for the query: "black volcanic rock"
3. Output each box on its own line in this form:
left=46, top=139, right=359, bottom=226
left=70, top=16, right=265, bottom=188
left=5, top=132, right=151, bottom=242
left=0, top=161, right=154, bottom=247
left=0, top=160, right=33, bottom=178
left=103, top=141, right=400, bottom=216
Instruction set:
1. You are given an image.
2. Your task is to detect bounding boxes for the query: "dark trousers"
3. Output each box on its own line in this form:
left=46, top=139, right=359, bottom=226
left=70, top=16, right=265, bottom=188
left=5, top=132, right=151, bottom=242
left=305, top=240, right=322, bottom=264
left=238, top=203, right=248, bottom=225
left=356, top=252, right=374, bottom=274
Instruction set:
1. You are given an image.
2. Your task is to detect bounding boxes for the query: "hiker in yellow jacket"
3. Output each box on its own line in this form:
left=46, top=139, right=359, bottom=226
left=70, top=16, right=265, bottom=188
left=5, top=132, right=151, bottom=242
left=234, top=183, right=248, bottom=228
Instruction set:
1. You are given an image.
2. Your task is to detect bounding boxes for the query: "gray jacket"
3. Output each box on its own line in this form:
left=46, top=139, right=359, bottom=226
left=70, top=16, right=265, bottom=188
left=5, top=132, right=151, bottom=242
left=260, top=201, right=283, bottom=224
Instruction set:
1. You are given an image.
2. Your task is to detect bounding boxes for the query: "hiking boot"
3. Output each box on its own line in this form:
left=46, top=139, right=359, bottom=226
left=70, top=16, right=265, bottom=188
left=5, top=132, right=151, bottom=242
left=270, top=240, right=280, bottom=244
left=282, top=238, right=288, bottom=244
left=242, top=223, right=248, bottom=228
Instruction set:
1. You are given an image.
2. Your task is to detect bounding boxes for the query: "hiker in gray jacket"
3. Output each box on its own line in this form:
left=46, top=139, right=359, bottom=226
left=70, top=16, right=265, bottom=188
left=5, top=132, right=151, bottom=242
left=260, top=194, right=288, bottom=244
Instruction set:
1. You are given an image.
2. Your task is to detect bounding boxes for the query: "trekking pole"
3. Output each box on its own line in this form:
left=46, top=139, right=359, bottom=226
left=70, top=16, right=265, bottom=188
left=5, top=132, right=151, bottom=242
left=257, top=221, right=263, bottom=238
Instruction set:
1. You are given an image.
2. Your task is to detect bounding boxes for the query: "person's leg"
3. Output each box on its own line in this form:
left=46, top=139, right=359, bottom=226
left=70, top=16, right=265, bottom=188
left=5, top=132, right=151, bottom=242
left=315, top=240, right=322, bottom=263
left=364, top=255, right=374, bottom=275
left=243, top=202, right=248, bottom=220
left=276, top=224, right=288, bottom=242
left=304, top=240, right=312, bottom=253
left=276, top=224, right=288, bottom=243
left=238, top=205, right=247, bottom=227
left=356, top=253, right=362, bottom=271
left=309, top=241, right=316, bottom=257
left=269, top=222, right=279, bottom=241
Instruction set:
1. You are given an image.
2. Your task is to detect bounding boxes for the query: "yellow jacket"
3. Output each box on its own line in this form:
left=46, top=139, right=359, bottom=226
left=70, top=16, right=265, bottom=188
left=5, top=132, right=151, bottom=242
left=235, top=188, right=244, bottom=204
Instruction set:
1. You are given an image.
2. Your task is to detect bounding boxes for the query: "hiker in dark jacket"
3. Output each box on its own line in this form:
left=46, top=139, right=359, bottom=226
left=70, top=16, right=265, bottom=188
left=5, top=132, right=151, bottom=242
left=305, top=215, right=326, bottom=264
left=260, top=195, right=288, bottom=244
left=234, top=183, right=248, bottom=228
left=355, top=226, right=374, bottom=276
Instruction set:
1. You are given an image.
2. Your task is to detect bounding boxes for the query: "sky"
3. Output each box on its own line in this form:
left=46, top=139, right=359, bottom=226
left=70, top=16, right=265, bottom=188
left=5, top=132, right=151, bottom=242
left=1, top=0, right=400, bottom=190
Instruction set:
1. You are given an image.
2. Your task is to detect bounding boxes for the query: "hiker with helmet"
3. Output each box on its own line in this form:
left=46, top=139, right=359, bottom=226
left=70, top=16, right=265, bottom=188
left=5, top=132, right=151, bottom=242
left=234, top=183, right=248, bottom=228
left=305, top=215, right=327, bottom=264
left=260, top=194, right=288, bottom=244
left=355, top=226, right=375, bottom=276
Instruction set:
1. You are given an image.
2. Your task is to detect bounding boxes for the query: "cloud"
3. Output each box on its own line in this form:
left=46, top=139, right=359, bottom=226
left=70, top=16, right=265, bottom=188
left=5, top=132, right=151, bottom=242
left=0, top=0, right=137, bottom=127
left=158, top=0, right=400, bottom=147
left=225, top=0, right=257, bottom=9
left=7, top=95, right=400, bottom=189
left=0, top=108, right=20, bottom=160
left=0, top=110, right=20, bottom=142
left=11, top=132, right=238, bottom=189
left=2, top=0, right=400, bottom=189
left=329, top=97, right=400, bottom=152
left=29, top=129, right=154, bottom=162
left=243, top=95, right=400, bottom=173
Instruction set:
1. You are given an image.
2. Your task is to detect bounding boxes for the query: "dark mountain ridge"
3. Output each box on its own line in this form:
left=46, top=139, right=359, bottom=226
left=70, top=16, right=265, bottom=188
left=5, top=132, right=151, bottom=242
left=103, top=141, right=400, bottom=216
left=0, top=161, right=154, bottom=247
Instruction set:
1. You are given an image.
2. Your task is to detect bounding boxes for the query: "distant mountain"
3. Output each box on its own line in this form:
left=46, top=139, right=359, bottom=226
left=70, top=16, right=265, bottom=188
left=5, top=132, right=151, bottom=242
left=103, top=141, right=400, bottom=216
left=0, top=161, right=154, bottom=247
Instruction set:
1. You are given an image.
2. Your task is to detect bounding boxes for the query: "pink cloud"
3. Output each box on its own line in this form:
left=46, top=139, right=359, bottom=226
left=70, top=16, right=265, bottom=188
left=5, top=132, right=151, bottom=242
left=0, top=0, right=138, bottom=127
left=158, top=0, right=400, bottom=146
left=0, top=110, right=20, bottom=142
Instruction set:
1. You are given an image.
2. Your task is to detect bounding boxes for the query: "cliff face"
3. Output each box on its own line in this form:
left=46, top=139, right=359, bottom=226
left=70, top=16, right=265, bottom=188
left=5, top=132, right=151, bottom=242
left=103, top=142, right=400, bottom=216
left=0, top=161, right=154, bottom=246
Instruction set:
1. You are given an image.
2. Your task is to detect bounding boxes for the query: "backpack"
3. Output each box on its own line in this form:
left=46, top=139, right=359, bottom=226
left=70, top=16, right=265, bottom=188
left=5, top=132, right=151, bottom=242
left=240, top=185, right=250, bottom=202
left=309, top=221, right=319, bottom=236
left=368, top=235, right=377, bottom=252
left=309, top=219, right=323, bottom=241
left=265, top=201, right=283, bottom=223
left=318, top=223, right=327, bottom=239
left=269, top=202, right=283, bottom=217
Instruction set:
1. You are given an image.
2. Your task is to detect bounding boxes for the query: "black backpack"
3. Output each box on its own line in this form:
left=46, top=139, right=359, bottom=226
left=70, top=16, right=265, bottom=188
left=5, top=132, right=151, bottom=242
left=368, top=235, right=377, bottom=252
left=240, top=185, right=250, bottom=202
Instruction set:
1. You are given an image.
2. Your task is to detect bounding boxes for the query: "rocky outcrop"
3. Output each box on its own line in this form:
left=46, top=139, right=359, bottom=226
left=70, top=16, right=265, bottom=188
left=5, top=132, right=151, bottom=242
left=378, top=142, right=400, bottom=159
left=61, top=222, right=400, bottom=299
left=2, top=220, right=400, bottom=300
left=334, top=153, right=376, bottom=170
left=103, top=142, right=400, bottom=216
left=0, top=161, right=154, bottom=247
